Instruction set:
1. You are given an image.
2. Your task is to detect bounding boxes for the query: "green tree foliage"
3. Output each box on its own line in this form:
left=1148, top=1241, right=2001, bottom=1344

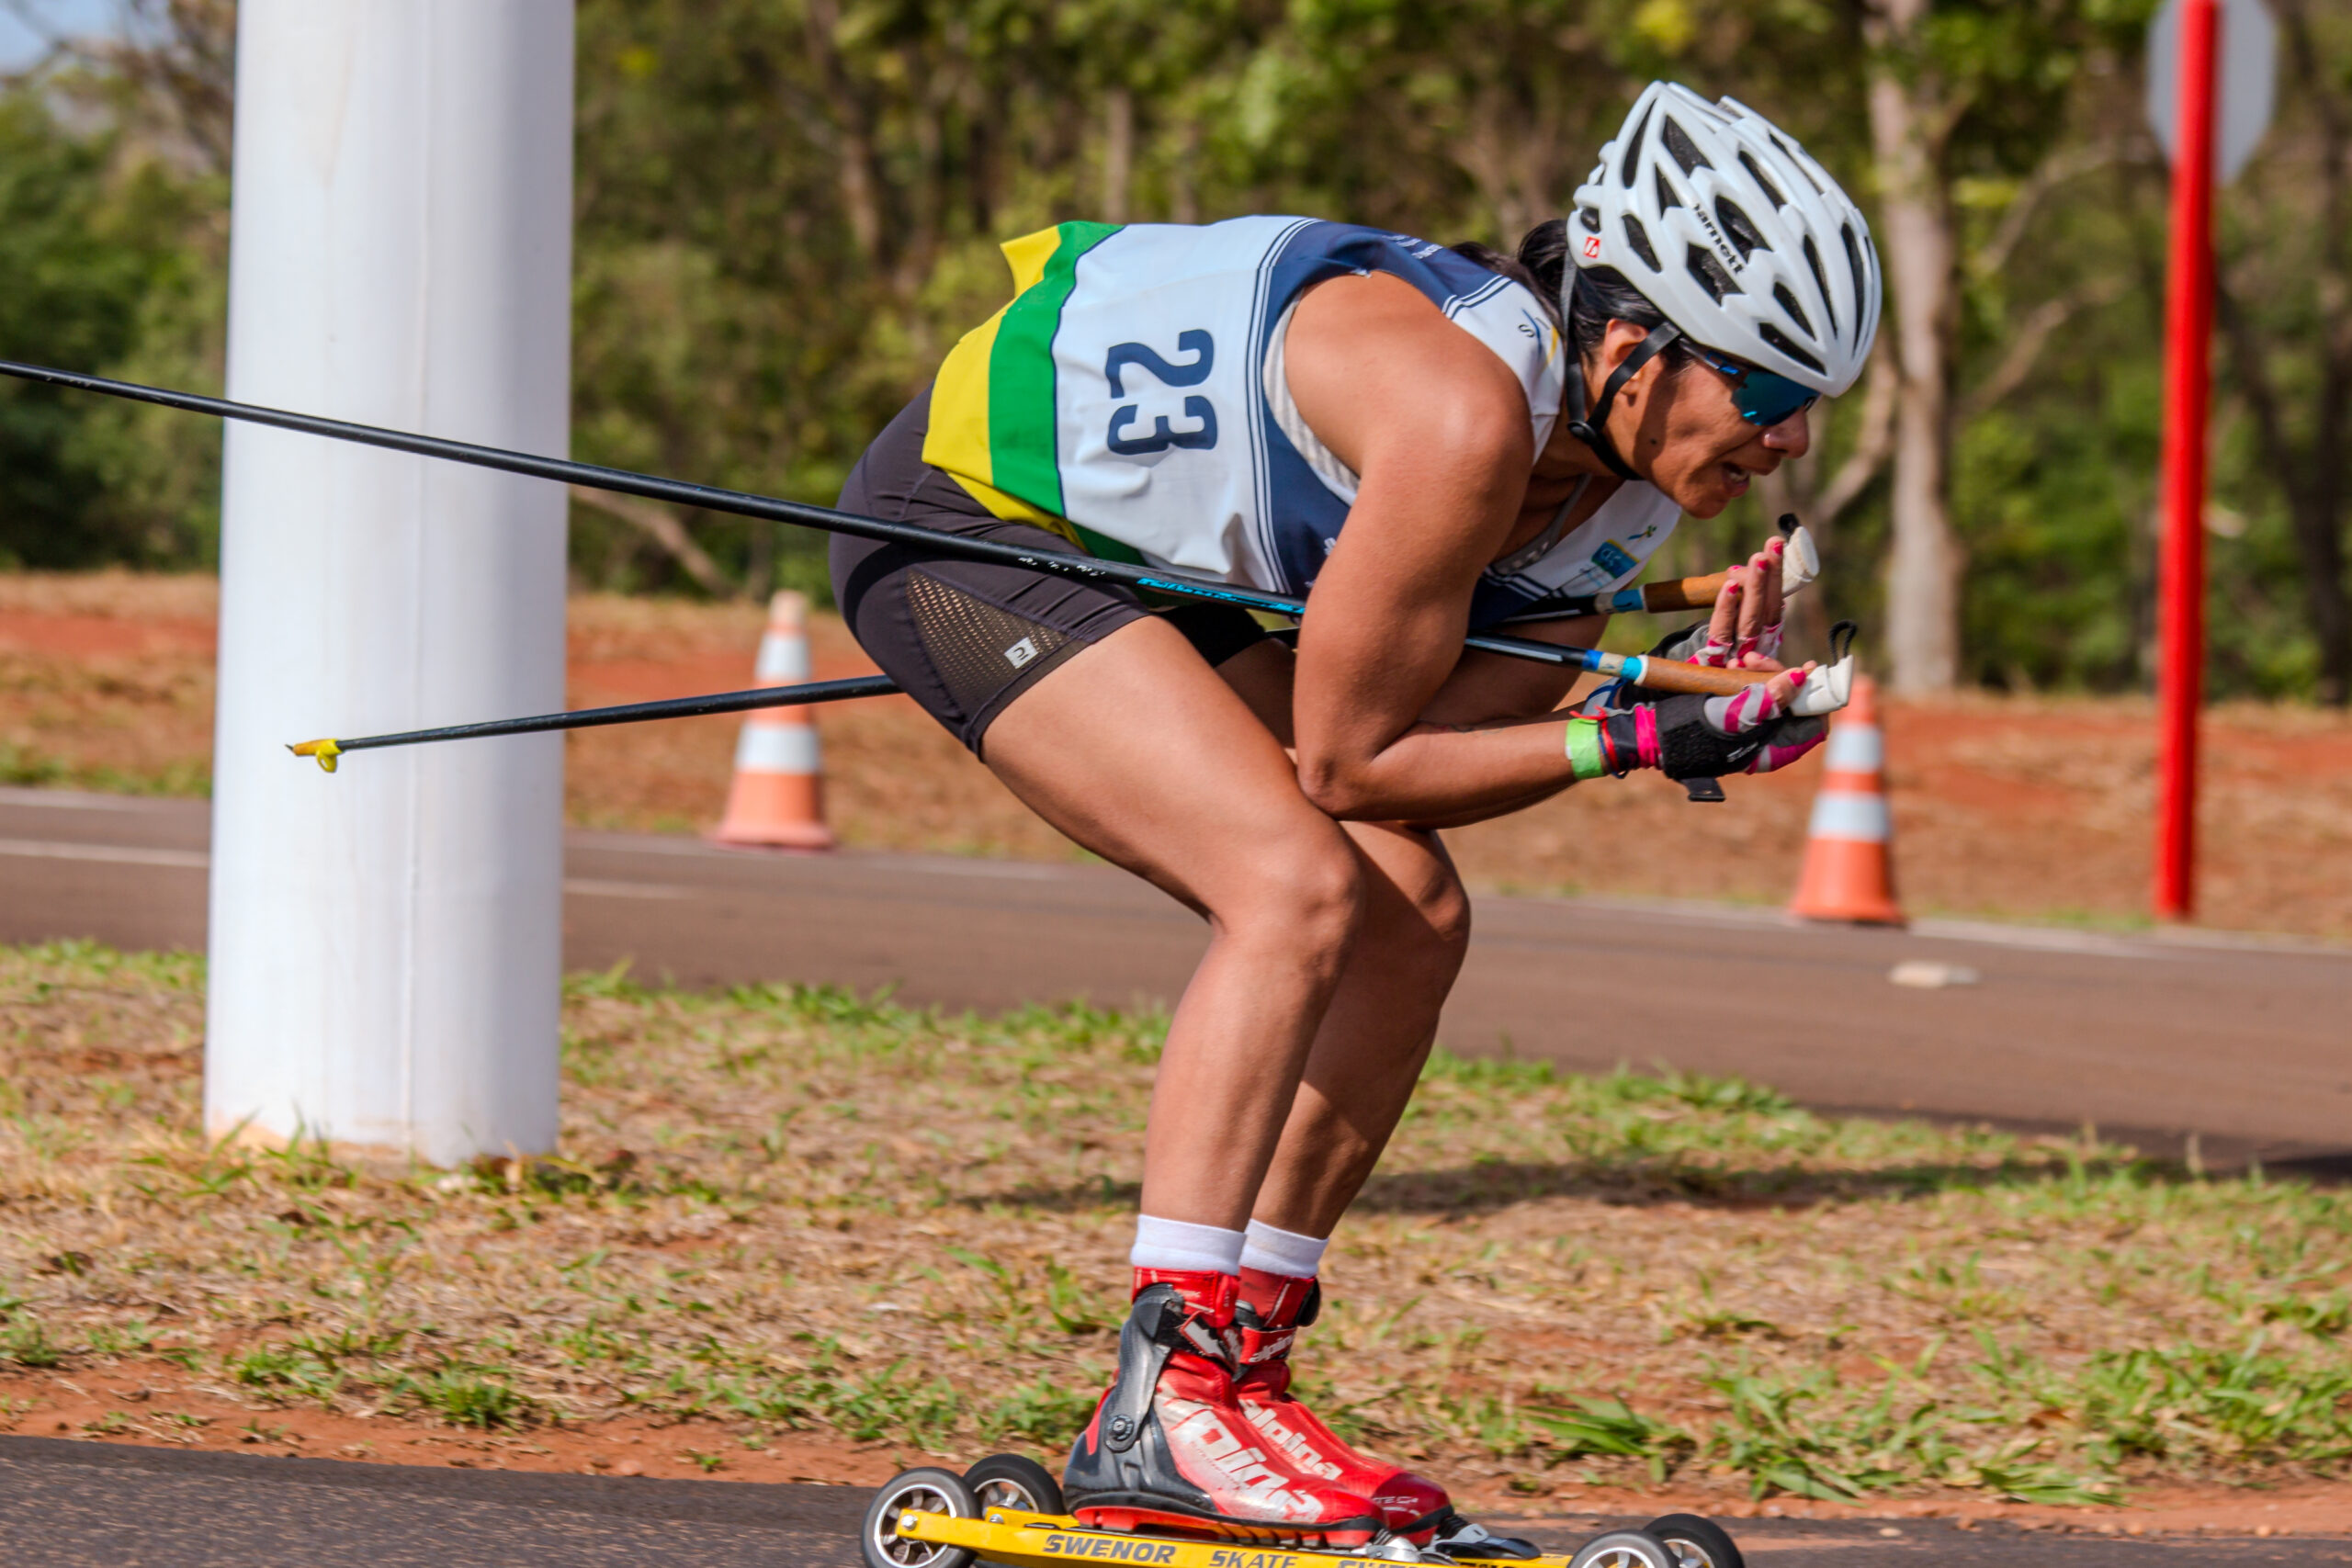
left=0, top=0, right=2346, bottom=700
left=0, top=90, right=220, bottom=568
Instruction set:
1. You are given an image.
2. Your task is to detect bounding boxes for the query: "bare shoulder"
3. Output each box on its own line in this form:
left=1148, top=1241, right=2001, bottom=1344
left=1283, top=272, right=1532, bottom=479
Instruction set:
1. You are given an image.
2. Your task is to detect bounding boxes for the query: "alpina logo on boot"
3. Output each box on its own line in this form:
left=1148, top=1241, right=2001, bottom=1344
left=1240, top=1404, right=1345, bottom=1480
left=1161, top=1397, right=1319, bottom=1517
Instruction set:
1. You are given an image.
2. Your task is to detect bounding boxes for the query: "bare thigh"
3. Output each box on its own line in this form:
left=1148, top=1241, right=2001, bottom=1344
left=979, top=615, right=1368, bottom=1227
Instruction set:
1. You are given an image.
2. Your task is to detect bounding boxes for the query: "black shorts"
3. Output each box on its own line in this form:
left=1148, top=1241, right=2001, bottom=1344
left=831, top=389, right=1272, bottom=755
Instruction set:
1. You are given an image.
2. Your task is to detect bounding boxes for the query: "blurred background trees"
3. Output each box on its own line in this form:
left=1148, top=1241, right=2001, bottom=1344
left=0, top=0, right=2346, bottom=703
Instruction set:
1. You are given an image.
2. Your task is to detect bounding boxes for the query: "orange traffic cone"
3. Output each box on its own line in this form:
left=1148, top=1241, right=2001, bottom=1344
left=712, top=590, right=835, bottom=852
left=1789, top=674, right=1905, bottom=925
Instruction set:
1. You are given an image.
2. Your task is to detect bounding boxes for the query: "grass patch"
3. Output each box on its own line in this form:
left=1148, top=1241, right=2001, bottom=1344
left=4, top=941, right=2351, bottom=1502
left=0, top=739, right=209, bottom=796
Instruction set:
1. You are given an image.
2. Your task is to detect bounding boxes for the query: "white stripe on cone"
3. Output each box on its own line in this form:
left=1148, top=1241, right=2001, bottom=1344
left=734, top=720, right=820, bottom=773
left=1822, top=724, right=1884, bottom=773
left=754, top=632, right=810, bottom=682
left=1807, top=790, right=1892, bottom=842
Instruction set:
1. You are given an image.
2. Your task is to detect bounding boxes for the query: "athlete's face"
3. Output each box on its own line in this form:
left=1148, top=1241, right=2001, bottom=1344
left=1591, top=330, right=1815, bottom=517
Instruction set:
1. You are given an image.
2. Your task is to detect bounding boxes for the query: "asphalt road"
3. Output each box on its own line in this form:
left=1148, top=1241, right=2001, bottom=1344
left=3, top=784, right=2349, bottom=1166
left=6, top=1438, right=2351, bottom=1568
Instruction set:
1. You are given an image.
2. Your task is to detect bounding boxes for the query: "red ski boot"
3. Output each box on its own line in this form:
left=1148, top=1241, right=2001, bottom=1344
left=1062, top=1269, right=1383, bottom=1545
left=1230, top=1268, right=1451, bottom=1537
left=1231, top=1269, right=1541, bottom=1556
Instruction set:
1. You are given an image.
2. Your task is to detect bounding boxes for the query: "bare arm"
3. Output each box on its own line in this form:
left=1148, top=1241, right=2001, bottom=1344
left=1399, top=616, right=1610, bottom=829
left=1283, top=273, right=1597, bottom=821
left=1392, top=547, right=1812, bottom=829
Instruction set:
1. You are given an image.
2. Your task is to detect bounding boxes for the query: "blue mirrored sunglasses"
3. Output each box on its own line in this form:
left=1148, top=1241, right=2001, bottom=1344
left=1690, top=346, right=1820, bottom=428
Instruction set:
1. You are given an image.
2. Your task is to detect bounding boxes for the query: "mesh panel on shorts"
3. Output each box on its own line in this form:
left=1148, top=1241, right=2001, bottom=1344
left=905, top=570, right=1075, bottom=720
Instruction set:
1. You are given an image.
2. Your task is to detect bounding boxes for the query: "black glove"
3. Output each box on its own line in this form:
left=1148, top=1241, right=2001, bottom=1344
left=1598, top=692, right=1828, bottom=782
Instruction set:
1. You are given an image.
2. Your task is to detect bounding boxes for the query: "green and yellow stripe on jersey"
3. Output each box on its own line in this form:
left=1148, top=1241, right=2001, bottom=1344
left=913, top=213, right=1610, bottom=619
left=923, top=220, right=1131, bottom=557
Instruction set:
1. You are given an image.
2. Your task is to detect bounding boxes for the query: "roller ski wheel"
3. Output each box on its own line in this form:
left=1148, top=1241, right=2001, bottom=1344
left=1642, top=1516, right=1745, bottom=1568
left=863, top=1467, right=979, bottom=1568
left=965, top=1453, right=1067, bottom=1517
left=1566, top=1529, right=1681, bottom=1568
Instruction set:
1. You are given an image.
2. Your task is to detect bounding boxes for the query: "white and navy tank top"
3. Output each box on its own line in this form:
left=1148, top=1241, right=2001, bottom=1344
left=922, top=216, right=1680, bottom=626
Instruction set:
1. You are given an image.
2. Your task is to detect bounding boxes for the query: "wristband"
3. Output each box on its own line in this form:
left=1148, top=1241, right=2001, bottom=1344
left=1564, top=716, right=1610, bottom=782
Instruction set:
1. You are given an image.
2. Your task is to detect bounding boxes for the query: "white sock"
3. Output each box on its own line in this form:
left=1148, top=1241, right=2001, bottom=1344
left=1130, top=1214, right=1247, bottom=1275
left=1240, top=1219, right=1329, bottom=1279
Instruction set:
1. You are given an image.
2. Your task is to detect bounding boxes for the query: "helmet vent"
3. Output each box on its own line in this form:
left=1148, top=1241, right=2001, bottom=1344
left=1840, top=224, right=1869, bottom=314
left=1802, top=236, right=1838, bottom=334
left=1662, top=117, right=1713, bottom=176
left=1770, top=130, right=1825, bottom=194
left=1654, top=167, right=1681, bottom=212
left=1686, top=244, right=1740, bottom=303
left=1619, top=101, right=1657, bottom=186
left=1772, top=282, right=1815, bottom=337
left=1715, top=197, right=1768, bottom=260
left=1623, top=214, right=1662, bottom=273
left=1578, top=205, right=1602, bottom=233
left=1759, top=322, right=1825, bottom=375
left=1737, top=151, right=1787, bottom=209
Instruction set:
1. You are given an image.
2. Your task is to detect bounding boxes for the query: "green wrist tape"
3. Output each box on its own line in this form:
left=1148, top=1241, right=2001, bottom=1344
left=1565, top=716, right=1609, bottom=782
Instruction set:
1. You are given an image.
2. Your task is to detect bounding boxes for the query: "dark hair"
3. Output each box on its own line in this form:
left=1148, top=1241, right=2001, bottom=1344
left=1451, top=219, right=1695, bottom=373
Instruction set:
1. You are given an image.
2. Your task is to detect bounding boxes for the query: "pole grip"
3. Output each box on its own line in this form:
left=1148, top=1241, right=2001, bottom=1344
left=1619, top=657, right=1781, bottom=697
left=1639, top=572, right=1732, bottom=613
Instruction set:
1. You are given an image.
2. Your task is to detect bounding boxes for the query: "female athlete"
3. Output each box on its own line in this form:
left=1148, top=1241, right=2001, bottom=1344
left=831, top=83, right=1882, bottom=1548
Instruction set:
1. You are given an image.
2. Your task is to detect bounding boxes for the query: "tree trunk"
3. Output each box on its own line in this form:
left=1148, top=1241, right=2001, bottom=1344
left=2280, top=0, right=2352, bottom=703
left=2213, top=0, right=2352, bottom=704
left=1102, top=86, right=1133, bottom=224
left=2290, top=479, right=2352, bottom=705
left=1866, top=0, right=1962, bottom=694
left=569, top=486, right=741, bottom=601
left=805, top=0, right=888, bottom=272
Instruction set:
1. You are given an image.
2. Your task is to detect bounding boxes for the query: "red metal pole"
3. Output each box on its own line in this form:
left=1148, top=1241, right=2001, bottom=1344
left=2154, top=0, right=2222, bottom=920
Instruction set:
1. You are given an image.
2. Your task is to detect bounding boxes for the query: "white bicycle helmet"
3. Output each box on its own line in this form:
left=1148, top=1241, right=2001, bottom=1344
left=1570, top=82, right=1882, bottom=396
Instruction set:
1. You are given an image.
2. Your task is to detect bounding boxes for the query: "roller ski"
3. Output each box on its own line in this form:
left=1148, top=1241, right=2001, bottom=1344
left=862, top=1458, right=1749, bottom=1568
left=863, top=1270, right=1748, bottom=1568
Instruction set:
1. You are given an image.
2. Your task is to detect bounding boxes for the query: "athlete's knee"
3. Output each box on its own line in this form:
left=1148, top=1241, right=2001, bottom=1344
left=1414, top=867, right=1473, bottom=962
left=1363, top=850, right=1471, bottom=970
left=1383, top=877, right=1470, bottom=997
left=1224, top=829, right=1366, bottom=962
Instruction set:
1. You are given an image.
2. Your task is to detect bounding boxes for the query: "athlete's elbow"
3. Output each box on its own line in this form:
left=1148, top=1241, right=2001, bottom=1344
left=1295, top=752, right=1380, bottom=819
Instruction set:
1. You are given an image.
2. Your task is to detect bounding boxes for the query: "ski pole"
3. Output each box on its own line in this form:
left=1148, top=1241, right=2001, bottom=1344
left=288, top=674, right=900, bottom=773
left=0, top=357, right=1797, bottom=703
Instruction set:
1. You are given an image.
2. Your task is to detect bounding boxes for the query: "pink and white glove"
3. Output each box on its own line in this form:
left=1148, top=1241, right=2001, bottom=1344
left=1571, top=670, right=1826, bottom=783
left=1704, top=674, right=1826, bottom=775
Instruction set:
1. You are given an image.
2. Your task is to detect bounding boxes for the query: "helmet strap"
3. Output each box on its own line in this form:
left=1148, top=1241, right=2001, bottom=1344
left=1565, top=306, right=1681, bottom=484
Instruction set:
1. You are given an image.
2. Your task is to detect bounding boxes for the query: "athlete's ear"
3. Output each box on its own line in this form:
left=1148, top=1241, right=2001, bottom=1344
left=1595, top=318, right=1651, bottom=375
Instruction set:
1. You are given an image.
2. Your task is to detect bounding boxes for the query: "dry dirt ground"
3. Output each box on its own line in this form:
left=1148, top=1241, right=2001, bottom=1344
left=3, top=572, right=2349, bottom=940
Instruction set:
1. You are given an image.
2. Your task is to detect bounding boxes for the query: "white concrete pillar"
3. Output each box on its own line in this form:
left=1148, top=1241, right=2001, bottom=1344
left=206, top=1, right=576, bottom=1166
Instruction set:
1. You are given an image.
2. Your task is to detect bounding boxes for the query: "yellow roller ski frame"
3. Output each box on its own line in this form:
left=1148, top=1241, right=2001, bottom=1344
left=889, top=1507, right=1578, bottom=1568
